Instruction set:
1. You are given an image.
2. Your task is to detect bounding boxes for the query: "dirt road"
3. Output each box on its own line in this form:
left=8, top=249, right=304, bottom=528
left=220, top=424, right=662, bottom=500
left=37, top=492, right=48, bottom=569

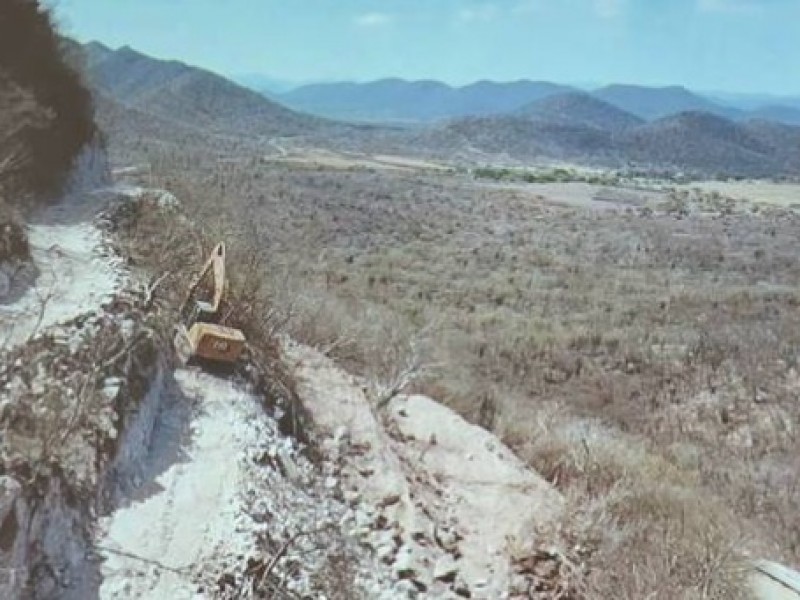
left=97, top=370, right=268, bottom=599
left=0, top=208, right=123, bottom=348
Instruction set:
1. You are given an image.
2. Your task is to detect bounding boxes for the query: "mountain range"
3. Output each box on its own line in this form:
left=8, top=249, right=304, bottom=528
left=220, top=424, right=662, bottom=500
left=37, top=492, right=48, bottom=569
left=81, top=42, right=800, bottom=178
left=275, top=79, right=800, bottom=127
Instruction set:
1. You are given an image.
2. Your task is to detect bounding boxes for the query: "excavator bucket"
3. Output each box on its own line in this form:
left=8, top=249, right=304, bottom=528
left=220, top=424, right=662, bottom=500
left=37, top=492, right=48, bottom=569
left=174, top=242, right=246, bottom=367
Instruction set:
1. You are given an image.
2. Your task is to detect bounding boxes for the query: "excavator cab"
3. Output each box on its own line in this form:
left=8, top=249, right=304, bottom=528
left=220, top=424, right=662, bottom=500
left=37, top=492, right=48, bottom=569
left=173, top=243, right=246, bottom=366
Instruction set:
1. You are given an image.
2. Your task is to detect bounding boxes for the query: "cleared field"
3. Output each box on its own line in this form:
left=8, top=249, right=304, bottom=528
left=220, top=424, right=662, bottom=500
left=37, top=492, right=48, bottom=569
left=482, top=180, right=667, bottom=211
left=264, top=148, right=450, bottom=172
left=677, top=180, right=800, bottom=207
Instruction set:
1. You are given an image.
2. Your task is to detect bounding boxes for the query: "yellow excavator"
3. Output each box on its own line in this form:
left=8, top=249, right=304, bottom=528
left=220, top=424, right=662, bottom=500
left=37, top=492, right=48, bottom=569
left=173, top=242, right=246, bottom=367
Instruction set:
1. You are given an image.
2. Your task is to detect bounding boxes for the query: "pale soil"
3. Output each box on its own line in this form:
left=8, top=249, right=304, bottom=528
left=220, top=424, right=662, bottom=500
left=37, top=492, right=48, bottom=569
left=675, top=181, right=800, bottom=206
left=265, top=148, right=449, bottom=172
left=480, top=180, right=666, bottom=211
left=97, top=369, right=267, bottom=600
left=0, top=207, right=123, bottom=348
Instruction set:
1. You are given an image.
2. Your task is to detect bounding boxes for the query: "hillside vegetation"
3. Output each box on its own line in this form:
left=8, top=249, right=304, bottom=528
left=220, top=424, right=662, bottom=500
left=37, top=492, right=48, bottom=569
left=424, top=109, right=800, bottom=177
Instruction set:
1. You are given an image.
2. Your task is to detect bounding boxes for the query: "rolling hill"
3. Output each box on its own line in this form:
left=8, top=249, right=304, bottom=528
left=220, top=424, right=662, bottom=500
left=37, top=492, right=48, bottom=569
left=516, top=92, right=644, bottom=133
left=421, top=108, right=800, bottom=176
left=416, top=115, right=619, bottom=166
left=275, top=77, right=800, bottom=130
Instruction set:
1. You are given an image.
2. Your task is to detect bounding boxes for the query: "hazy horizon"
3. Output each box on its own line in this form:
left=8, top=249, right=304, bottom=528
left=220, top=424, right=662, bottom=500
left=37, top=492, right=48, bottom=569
left=57, top=0, right=800, bottom=96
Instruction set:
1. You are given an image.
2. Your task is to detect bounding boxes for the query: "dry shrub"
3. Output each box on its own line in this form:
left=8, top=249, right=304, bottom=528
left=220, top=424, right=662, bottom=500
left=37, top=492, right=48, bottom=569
left=512, top=414, right=754, bottom=599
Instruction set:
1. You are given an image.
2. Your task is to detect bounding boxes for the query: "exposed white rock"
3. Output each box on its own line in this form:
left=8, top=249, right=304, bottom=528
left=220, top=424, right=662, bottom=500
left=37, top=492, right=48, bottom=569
left=286, top=341, right=564, bottom=598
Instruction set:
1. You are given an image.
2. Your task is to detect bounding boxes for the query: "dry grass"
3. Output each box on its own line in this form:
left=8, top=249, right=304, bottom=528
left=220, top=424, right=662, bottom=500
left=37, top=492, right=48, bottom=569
left=106, top=139, right=800, bottom=596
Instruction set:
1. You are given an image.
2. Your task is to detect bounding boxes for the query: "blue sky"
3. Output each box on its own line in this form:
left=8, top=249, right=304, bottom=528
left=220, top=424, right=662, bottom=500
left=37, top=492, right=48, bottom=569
left=54, top=0, right=800, bottom=94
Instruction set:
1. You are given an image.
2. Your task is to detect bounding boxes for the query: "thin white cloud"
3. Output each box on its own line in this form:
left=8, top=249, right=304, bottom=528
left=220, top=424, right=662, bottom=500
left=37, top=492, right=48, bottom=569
left=354, top=12, right=393, bottom=27
left=513, top=0, right=544, bottom=15
left=513, top=0, right=627, bottom=19
left=697, top=0, right=763, bottom=13
left=592, top=0, right=627, bottom=19
left=457, top=4, right=498, bottom=22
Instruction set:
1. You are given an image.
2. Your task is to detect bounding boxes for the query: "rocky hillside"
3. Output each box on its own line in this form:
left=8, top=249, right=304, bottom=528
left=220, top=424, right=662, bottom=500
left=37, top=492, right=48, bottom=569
left=1, top=0, right=97, bottom=298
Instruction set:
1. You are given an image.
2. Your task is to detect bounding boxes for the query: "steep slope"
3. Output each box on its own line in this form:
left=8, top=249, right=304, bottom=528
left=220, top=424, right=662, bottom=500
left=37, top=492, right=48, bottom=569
left=516, top=91, right=644, bottom=132
left=593, top=84, right=740, bottom=120
left=83, top=42, right=324, bottom=138
left=278, top=79, right=576, bottom=123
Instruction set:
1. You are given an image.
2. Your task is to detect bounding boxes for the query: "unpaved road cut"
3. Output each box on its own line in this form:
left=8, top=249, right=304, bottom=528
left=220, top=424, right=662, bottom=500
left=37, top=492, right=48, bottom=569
left=97, top=369, right=268, bottom=600
left=0, top=211, right=123, bottom=348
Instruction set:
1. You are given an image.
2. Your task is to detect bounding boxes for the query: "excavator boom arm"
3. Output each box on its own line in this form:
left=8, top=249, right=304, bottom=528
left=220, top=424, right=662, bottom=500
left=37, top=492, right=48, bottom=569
left=182, top=242, right=227, bottom=315
left=174, top=241, right=246, bottom=366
